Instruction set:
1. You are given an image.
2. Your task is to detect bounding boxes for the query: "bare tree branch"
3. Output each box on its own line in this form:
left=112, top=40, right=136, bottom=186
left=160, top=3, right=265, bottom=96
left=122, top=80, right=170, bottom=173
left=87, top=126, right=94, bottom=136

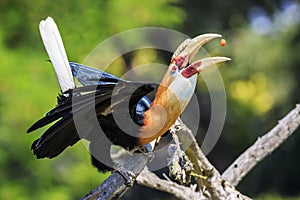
left=171, top=119, right=252, bottom=200
left=80, top=146, right=154, bottom=200
left=222, top=104, right=300, bottom=186
left=80, top=172, right=128, bottom=200
left=81, top=103, right=300, bottom=200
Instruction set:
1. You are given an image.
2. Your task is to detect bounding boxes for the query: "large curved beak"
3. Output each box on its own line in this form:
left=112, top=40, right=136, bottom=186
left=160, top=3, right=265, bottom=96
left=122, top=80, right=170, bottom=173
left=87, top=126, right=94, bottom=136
left=170, top=33, right=231, bottom=78
left=171, top=33, right=223, bottom=69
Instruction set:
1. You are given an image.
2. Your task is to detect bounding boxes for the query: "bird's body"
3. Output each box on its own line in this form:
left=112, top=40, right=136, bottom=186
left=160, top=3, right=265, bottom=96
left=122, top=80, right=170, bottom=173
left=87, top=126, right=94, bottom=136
left=28, top=62, right=157, bottom=170
left=28, top=17, right=230, bottom=173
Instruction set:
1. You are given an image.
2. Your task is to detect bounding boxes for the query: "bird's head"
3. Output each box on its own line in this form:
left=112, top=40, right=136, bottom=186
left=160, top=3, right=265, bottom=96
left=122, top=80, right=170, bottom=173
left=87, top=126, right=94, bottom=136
left=165, top=33, right=231, bottom=84
left=140, top=34, right=231, bottom=144
left=156, top=33, right=231, bottom=109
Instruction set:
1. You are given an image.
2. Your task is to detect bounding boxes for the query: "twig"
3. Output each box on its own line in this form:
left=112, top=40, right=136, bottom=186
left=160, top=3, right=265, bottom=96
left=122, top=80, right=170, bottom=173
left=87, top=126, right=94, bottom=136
left=222, top=104, right=300, bottom=186
left=137, top=167, right=203, bottom=200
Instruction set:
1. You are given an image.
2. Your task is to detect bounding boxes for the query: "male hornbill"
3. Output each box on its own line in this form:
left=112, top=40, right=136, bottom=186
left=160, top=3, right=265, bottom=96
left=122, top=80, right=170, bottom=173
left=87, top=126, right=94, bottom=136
left=27, top=17, right=230, bottom=173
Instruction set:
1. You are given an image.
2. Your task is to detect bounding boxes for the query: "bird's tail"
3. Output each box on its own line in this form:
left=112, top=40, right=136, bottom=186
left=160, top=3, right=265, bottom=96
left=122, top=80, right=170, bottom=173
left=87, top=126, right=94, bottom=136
left=39, top=17, right=75, bottom=94
left=30, top=17, right=79, bottom=158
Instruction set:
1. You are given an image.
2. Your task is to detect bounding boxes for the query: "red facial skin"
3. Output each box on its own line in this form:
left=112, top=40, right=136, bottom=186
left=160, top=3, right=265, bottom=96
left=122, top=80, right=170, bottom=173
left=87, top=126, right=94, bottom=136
left=173, top=56, right=185, bottom=69
left=181, top=61, right=202, bottom=78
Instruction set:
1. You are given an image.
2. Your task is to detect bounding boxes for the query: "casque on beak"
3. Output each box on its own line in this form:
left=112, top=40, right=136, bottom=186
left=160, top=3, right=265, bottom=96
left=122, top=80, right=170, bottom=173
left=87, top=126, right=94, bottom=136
left=170, top=33, right=231, bottom=78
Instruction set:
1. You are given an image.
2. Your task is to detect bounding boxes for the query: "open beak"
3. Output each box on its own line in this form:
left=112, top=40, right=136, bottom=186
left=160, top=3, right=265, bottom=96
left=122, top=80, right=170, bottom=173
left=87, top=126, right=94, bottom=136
left=172, top=33, right=223, bottom=69
left=170, top=33, right=231, bottom=78
left=180, top=57, right=231, bottom=78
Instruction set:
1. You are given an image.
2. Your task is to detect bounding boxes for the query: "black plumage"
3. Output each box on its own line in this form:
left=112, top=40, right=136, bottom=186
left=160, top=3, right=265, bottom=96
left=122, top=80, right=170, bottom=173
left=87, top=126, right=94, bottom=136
left=27, top=62, right=157, bottom=172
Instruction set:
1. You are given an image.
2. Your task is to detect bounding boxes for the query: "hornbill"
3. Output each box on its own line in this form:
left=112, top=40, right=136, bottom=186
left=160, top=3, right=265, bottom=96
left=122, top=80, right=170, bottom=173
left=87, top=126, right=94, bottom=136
left=27, top=17, right=230, bottom=174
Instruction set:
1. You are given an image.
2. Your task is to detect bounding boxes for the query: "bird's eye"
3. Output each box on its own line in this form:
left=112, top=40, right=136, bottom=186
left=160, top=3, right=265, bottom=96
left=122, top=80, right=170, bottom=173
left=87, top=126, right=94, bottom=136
left=170, top=65, right=177, bottom=75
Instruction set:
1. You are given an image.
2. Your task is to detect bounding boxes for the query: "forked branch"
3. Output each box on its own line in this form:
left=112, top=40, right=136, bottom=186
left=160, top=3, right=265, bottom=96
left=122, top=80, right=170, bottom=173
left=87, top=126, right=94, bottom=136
left=82, top=104, right=300, bottom=200
left=222, top=104, right=300, bottom=186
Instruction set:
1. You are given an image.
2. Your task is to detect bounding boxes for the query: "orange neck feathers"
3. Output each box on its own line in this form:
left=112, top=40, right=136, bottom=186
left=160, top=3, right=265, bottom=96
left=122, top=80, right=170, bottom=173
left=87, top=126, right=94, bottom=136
left=138, top=67, right=195, bottom=145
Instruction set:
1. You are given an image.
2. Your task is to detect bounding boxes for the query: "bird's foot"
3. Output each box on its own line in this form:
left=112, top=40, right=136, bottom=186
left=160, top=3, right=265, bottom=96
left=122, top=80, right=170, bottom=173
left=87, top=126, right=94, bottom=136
left=113, top=163, right=136, bottom=187
left=130, top=143, right=152, bottom=154
left=138, top=144, right=152, bottom=154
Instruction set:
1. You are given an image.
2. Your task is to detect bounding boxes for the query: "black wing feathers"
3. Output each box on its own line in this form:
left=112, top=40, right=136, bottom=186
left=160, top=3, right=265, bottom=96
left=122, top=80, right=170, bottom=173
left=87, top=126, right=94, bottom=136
left=29, top=76, right=156, bottom=159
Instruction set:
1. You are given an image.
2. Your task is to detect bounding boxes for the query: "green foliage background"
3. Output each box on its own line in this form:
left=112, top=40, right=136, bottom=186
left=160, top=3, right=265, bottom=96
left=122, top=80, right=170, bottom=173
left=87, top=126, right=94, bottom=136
left=0, top=0, right=299, bottom=199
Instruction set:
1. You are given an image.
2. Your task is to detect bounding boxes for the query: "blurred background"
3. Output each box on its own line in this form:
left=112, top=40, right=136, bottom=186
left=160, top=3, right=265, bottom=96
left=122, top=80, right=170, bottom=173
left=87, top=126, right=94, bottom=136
left=0, top=0, right=300, bottom=199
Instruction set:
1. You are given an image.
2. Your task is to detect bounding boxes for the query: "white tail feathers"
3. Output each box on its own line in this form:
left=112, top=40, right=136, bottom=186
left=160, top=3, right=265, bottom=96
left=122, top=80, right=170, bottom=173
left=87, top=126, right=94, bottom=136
left=39, top=17, right=75, bottom=94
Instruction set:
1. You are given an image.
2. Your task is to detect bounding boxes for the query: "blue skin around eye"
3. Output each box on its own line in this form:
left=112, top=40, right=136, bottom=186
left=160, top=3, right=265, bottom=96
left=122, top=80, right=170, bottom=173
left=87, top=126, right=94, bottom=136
left=170, top=68, right=177, bottom=76
left=169, top=63, right=179, bottom=76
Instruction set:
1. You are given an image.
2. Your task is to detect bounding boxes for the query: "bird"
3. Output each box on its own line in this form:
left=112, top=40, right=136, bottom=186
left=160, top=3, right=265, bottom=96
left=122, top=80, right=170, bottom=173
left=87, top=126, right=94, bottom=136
left=27, top=17, right=230, bottom=174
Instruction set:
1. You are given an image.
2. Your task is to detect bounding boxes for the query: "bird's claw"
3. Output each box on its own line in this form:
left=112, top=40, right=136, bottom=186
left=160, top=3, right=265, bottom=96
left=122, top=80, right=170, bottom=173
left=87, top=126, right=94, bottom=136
left=137, top=144, right=152, bottom=154
left=113, top=163, right=136, bottom=187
